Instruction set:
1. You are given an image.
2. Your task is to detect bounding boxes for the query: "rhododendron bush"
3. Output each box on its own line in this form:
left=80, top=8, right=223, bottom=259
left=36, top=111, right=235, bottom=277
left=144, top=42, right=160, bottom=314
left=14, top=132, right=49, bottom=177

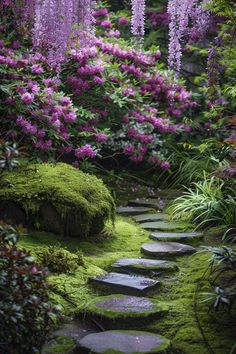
left=0, top=1, right=197, bottom=169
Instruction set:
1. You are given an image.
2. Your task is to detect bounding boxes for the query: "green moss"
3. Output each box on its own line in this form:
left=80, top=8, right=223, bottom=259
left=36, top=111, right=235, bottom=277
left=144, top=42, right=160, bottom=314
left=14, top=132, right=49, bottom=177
left=18, top=215, right=236, bottom=354
left=43, top=336, right=76, bottom=354
left=144, top=252, right=236, bottom=354
left=0, top=163, right=115, bottom=237
left=35, top=245, right=85, bottom=274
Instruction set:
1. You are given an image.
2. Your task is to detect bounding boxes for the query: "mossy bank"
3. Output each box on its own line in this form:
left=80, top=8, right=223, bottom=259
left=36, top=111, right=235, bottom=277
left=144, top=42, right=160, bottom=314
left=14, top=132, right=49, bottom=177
left=0, top=163, right=115, bottom=238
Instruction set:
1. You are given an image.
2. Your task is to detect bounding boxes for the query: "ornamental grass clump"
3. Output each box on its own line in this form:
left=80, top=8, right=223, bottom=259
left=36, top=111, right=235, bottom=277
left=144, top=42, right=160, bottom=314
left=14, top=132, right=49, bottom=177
left=169, top=175, right=236, bottom=233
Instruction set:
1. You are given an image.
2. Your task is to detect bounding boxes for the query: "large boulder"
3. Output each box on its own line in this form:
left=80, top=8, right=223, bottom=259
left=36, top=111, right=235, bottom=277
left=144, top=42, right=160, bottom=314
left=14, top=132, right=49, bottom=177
left=0, top=163, right=115, bottom=238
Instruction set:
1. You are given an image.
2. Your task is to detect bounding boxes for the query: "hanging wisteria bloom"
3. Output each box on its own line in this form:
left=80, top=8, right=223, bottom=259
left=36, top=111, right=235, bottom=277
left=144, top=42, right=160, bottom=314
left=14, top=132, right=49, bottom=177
left=131, top=0, right=146, bottom=38
left=33, top=0, right=95, bottom=68
left=167, top=0, right=211, bottom=73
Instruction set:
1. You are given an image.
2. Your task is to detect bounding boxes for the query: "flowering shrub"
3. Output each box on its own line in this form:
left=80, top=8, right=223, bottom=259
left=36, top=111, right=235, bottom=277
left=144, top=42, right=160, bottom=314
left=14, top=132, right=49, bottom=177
left=62, top=33, right=196, bottom=167
left=0, top=1, right=197, bottom=169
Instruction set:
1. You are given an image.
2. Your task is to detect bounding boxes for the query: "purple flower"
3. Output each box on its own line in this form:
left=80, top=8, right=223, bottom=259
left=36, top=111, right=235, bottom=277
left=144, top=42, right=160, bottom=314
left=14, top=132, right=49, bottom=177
left=131, top=0, right=146, bottom=37
left=94, top=8, right=109, bottom=18
left=31, top=64, right=44, bottom=74
left=118, top=17, right=129, bottom=26
left=95, top=133, right=108, bottom=143
left=75, top=144, right=97, bottom=159
left=161, top=161, right=171, bottom=169
left=100, top=20, right=112, bottom=29
left=21, top=92, right=34, bottom=105
left=64, top=112, right=77, bottom=123
left=123, top=88, right=136, bottom=96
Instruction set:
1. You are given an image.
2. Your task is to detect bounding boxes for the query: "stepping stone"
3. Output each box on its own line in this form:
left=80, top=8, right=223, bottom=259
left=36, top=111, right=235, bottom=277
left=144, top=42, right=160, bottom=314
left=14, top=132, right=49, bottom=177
left=133, top=213, right=170, bottom=223
left=85, top=294, right=168, bottom=322
left=116, top=206, right=154, bottom=215
left=89, top=272, right=160, bottom=296
left=77, top=330, right=171, bottom=354
left=141, top=242, right=196, bottom=258
left=149, top=189, right=182, bottom=199
left=150, top=232, right=203, bottom=242
left=112, top=258, right=178, bottom=276
left=128, top=199, right=168, bottom=211
left=140, top=221, right=189, bottom=231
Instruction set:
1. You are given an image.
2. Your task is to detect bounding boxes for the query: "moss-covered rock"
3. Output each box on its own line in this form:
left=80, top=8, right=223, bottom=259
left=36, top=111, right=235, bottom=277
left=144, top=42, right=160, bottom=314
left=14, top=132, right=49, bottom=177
left=0, top=163, right=115, bottom=238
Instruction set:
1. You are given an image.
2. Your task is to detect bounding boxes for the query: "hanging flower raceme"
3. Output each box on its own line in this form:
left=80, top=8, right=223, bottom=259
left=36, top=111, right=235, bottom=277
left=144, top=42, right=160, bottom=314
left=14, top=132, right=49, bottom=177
left=167, top=0, right=211, bottom=73
left=131, top=0, right=146, bottom=38
left=33, top=0, right=95, bottom=69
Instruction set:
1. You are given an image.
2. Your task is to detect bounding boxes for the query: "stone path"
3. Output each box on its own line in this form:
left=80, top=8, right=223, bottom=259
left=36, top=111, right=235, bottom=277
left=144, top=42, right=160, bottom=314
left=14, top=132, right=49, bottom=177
left=116, top=206, right=155, bottom=215
left=150, top=231, right=202, bottom=242
left=112, top=258, right=178, bottom=276
left=141, top=242, right=196, bottom=258
left=77, top=330, right=171, bottom=354
left=85, top=294, right=169, bottom=327
left=132, top=213, right=169, bottom=223
left=89, top=272, right=161, bottom=296
left=46, top=189, right=202, bottom=353
left=140, top=220, right=189, bottom=231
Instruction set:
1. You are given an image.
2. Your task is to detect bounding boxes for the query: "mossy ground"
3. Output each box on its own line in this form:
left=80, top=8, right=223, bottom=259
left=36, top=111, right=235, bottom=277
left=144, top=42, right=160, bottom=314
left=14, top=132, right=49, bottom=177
left=19, top=214, right=236, bottom=354
left=43, top=336, right=76, bottom=354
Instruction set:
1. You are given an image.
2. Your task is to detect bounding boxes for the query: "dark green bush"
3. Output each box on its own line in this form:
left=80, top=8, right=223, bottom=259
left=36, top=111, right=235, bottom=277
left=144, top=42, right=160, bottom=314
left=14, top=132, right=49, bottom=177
left=0, top=228, right=60, bottom=354
left=35, top=245, right=85, bottom=274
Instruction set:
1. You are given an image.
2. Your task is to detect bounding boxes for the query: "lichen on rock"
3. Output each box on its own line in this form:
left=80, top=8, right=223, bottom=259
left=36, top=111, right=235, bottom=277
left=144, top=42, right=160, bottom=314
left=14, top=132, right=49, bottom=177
left=0, top=163, right=115, bottom=238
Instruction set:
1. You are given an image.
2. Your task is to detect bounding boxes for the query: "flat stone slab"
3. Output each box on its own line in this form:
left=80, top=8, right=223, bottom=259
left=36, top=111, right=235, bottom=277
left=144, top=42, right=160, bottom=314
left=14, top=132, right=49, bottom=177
left=112, top=258, right=178, bottom=275
left=77, top=330, right=171, bottom=354
left=89, top=272, right=160, bottom=296
left=85, top=295, right=168, bottom=321
left=150, top=232, right=203, bottom=242
left=116, top=206, right=154, bottom=215
left=140, top=221, right=189, bottom=231
left=128, top=199, right=168, bottom=211
left=149, top=189, right=182, bottom=199
left=141, top=242, right=196, bottom=258
left=133, top=213, right=170, bottom=223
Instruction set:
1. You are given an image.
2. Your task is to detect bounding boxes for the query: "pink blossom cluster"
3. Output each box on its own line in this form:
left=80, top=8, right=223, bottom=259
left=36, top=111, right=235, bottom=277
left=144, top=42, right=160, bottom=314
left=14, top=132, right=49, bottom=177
left=0, top=42, right=107, bottom=163
left=75, top=144, right=97, bottom=159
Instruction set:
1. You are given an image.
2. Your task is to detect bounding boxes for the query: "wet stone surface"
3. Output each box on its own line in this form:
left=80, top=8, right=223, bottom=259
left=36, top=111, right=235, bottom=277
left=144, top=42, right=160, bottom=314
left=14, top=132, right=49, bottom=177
left=116, top=206, right=154, bottom=215
left=150, top=232, right=203, bottom=242
left=140, top=221, right=189, bottom=231
left=95, top=295, right=155, bottom=313
left=112, top=258, right=178, bottom=275
left=77, top=330, right=171, bottom=354
left=141, top=242, right=196, bottom=258
left=128, top=199, right=168, bottom=211
left=133, top=213, right=170, bottom=223
left=89, top=272, right=161, bottom=296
